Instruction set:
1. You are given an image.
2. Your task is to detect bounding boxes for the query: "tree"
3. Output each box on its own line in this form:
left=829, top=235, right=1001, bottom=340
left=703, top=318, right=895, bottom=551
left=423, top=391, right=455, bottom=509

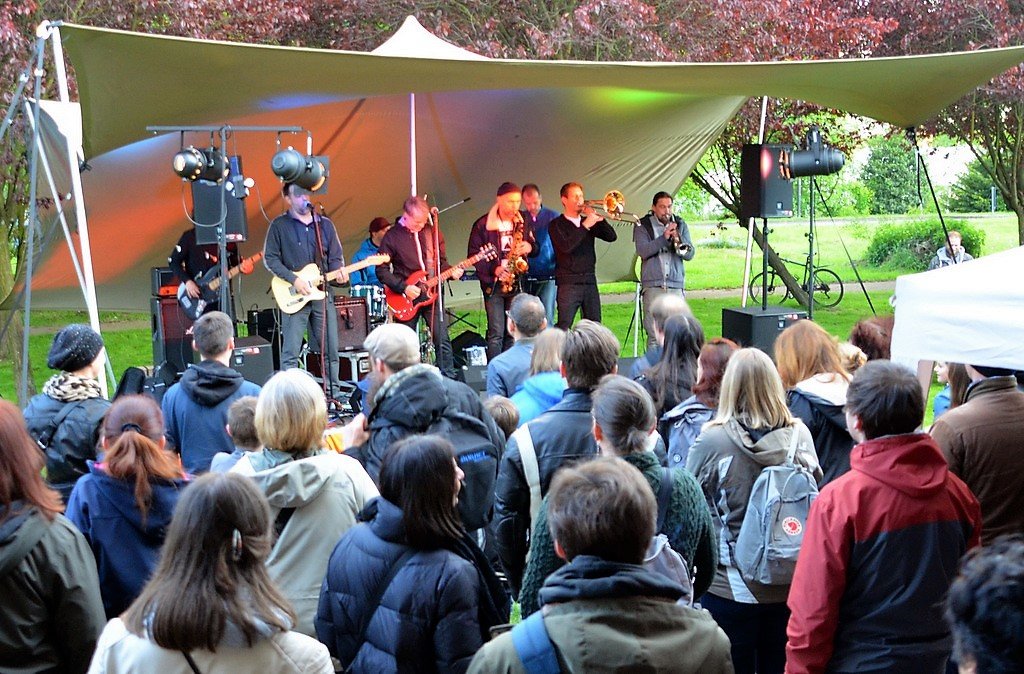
left=948, top=157, right=1005, bottom=213
left=860, top=135, right=919, bottom=214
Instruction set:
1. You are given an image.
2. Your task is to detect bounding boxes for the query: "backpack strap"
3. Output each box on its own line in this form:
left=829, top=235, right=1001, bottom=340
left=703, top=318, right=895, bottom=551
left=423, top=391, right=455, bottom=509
left=348, top=548, right=416, bottom=670
left=511, top=611, right=563, bottom=674
left=785, top=425, right=801, bottom=465
left=655, top=467, right=674, bottom=533
left=512, top=425, right=543, bottom=530
left=34, top=400, right=86, bottom=452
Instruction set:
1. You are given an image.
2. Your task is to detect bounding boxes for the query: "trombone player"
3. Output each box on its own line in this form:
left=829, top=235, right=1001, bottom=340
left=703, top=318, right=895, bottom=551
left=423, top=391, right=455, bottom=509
left=550, top=182, right=618, bottom=329
left=634, top=191, right=695, bottom=349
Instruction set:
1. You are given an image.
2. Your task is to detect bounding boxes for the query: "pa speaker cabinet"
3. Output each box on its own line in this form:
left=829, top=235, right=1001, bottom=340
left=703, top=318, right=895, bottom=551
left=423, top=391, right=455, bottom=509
left=462, top=364, right=487, bottom=395
left=231, top=336, right=273, bottom=386
left=246, top=308, right=282, bottom=371
left=151, top=267, right=178, bottom=297
left=721, top=306, right=808, bottom=356
left=192, top=155, right=249, bottom=245
left=334, top=296, right=369, bottom=352
left=151, top=297, right=195, bottom=374
left=741, top=144, right=794, bottom=220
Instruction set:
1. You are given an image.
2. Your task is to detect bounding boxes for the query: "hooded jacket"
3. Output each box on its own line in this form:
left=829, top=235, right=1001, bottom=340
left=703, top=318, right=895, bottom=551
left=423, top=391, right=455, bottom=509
left=161, top=359, right=261, bottom=473
left=509, top=372, right=567, bottom=427
left=232, top=451, right=378, bottom=637
left=87, top=617, right=332, bottom=674
left=0, top=505, right=105, bottom=674
left=787, top=374, right=855, bottom=486
left=316, top=498, right=509, bottom=674
left=786, top=433, right=981, bottom=674
left=65, top=463, right=188, bottom=618
left=468, top=556, right=733, bottom=674
left=686, top=418, right=819, bottom=604
left=663, top=395, right=714, bottom=469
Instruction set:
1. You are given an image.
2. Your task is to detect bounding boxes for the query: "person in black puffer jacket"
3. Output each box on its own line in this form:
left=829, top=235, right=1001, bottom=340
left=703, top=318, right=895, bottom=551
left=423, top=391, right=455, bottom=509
left=316, top=435, right=509, bottom=674
left=23, top=324, right=111, bottom=502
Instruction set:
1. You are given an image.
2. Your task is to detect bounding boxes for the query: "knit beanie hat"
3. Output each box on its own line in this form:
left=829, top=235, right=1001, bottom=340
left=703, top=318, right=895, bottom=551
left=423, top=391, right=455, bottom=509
left=496, top=182, right=521, bottom=196
left=47, top=324, right=105, bottom=372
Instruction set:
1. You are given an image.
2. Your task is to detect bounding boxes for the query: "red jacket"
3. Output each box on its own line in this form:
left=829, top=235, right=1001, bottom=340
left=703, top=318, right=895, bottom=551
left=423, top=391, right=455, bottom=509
left=785, top=433, right=980, bottom=674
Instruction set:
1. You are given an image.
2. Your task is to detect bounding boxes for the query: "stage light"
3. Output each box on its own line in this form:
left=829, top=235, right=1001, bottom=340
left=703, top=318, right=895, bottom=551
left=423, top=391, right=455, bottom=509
left=271, top=147, right=328, bottom=191
left=172, top=146, right=229, bottom=183
left=779, top=126, right=845, bottom=179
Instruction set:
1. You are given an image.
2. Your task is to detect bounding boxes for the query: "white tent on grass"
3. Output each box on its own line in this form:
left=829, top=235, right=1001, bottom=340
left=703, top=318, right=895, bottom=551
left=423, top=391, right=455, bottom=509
left=891, top=245, right=1024, bottom=370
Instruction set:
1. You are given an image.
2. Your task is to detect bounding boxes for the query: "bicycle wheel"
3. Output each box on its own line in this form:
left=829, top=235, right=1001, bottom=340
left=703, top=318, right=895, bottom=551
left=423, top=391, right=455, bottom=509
left=808, top=268, right=844, bottom=308
left=749, top=270, right=788, bottom=304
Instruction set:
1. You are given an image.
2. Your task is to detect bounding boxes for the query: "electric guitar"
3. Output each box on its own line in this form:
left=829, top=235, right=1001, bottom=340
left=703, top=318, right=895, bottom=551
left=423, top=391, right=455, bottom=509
left=271, top=254, right=390, bottom=314
left=177, top=252, right=263, bottom=321
left=385, top=244, right=497, bottom=322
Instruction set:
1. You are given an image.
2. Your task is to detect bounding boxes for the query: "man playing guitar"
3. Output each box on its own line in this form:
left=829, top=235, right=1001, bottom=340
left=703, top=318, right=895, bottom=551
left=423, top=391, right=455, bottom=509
left=169, top=227, right=254, bottom=319
left=376, top=195, right=463, bottom=379
left=263, top=183, right=349, bottom=399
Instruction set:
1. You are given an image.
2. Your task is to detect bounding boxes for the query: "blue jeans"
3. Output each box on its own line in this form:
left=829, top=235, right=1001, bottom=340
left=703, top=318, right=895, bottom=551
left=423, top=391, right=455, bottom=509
left=702, top=593, right=789, bottom=674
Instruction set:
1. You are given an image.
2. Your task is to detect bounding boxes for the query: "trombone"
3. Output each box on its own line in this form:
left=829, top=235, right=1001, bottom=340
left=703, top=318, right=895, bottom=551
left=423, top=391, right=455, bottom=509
left=583, top=190, right=640, bottom=223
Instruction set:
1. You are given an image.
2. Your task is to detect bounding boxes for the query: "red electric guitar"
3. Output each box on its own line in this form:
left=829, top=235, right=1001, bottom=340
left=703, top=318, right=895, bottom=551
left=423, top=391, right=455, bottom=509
left=385, top=244, right=497, bottom=322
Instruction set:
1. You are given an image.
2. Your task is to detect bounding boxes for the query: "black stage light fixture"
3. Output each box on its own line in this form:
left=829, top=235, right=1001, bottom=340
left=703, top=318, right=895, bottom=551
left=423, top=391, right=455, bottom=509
left=172, top=145, right=229, bottom=183
left=271, top=147, right=328, bottom=192
left=779, top=126, right=845, bottom=179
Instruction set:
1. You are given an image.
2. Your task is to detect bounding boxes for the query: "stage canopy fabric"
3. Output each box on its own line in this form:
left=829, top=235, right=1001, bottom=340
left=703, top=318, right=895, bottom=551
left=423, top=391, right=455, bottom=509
left=891, top=246, right=1024, bottom=370
left=22, top=17, right=1024, bottom=310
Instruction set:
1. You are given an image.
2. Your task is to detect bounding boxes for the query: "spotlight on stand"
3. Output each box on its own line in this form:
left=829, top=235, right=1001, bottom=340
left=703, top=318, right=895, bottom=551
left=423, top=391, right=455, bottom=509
left=270, top=147, right=328, bottom=192
left=172, top=146, right=229, bottom=183
left=779, top=126, right=845, bottom=178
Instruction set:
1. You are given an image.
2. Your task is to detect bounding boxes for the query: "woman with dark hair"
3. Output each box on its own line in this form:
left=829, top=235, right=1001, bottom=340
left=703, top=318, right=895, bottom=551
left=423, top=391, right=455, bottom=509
left=0, top=400, right=105, bottom=673
left=848, top=315, right=894, bottom=361
left=87, top=472, right=332, bottom=672
left=663, top=338, right=739, bottom=468
left=66, top=395, right=189, bottom=619
left=316, top=435, right=509, bottom=674
left=518, top=375, right=717, bottom=617
left=636, top=314, right=705, bottom=442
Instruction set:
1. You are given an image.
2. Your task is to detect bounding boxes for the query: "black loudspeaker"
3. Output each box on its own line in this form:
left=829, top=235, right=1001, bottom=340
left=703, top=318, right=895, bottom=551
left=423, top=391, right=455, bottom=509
left=462, top=364, right=487, bottom=394
left=247, top=308, right=282, bottom=371
left=741, top=144, right=794, bottom=220
left=334, top=297, right=370, bottom=351
left=721, top=306, right=808, bottom=356
left=151, top=297, right=195, bottom=374
left=151, top=267, right=178, bottom=297
left=230, top=336, right=274, bottom=386
left=451, top=331, right=487, bottom=369
left=192, top=155, right=248, bottom=245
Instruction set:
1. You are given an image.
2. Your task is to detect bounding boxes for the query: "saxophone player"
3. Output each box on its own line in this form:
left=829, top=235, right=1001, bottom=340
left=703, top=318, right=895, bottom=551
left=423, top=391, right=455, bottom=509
left=635, top=191, right=695, bottom=349
left=468, top=182, right=536, bottom=360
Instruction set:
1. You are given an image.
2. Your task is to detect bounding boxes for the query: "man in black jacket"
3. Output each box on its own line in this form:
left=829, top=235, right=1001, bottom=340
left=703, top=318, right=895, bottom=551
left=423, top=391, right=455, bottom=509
left=493, top=320, right=620, bottom=595
left=549, top=182, right=617, bottom=329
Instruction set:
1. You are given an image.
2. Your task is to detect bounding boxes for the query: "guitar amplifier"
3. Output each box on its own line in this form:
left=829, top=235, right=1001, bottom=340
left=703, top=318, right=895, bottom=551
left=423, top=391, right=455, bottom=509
left=340, top=351, right=371, bottom=383
left=334, top=296, right=369, bottom=352
left=246, top=308, right=282, bottom=371
left=230, top=336, right=274, bottom=386
left=151, top=267, right=178, bottom=298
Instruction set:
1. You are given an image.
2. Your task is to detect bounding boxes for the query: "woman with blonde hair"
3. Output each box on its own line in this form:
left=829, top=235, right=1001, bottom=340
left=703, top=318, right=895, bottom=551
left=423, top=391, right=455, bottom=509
left=510, top=328, right=567, bottom=426
left=686, top=348, right=820, bottom=674
left=66, top=395, right=189, bottom=619
left=232, top=369, right=378, bottom=636
left=775, top=319, right=853, bottom=484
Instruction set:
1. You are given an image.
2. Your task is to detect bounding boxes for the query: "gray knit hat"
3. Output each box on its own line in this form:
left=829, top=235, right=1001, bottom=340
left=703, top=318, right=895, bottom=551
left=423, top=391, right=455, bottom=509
left=47, top=324, right=105, bottom=372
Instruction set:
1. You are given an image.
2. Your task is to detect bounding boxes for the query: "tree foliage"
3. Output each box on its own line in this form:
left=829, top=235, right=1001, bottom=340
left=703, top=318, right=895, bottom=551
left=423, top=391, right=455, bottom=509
left=860, top=135, right=920, bottom=215
left=948, top=157, right=1006, bottom=213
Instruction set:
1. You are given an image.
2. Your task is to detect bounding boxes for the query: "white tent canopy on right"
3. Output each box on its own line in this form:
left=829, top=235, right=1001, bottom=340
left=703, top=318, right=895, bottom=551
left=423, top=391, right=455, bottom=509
left=890, top=246, right=1024, bottom=371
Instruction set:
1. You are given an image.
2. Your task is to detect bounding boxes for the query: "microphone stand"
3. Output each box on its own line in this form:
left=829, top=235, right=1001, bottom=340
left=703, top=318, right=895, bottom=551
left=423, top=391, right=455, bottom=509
left=311, top=203, right=338, bottom=406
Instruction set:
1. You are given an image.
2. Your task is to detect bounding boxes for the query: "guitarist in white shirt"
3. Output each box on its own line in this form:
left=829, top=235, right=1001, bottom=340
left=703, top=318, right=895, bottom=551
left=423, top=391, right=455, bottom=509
left=264, top=183, right=348, bottom=398
left=376, top=195, right=463, bottom=379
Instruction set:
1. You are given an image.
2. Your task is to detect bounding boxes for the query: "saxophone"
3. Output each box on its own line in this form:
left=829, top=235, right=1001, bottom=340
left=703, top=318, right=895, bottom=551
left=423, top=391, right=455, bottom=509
left=500, top=211, right=529, bottom=294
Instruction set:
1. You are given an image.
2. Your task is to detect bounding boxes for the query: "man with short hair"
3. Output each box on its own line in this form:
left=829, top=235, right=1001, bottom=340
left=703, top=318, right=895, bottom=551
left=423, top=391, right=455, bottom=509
left=635, top=191, right=695, bottom=349
left=469, top=182, right=535, bottom=360
left=629, top=293, right=691, bottom=378
left=930, top=363, right=1024, bottom=544
left=521, top=184, right=559, bottom=327
left=549, top=182, right=617, bottom=329
left=928, top=229, right=973, bottom=270
left=470, top=458, right=733, bottom=674
left=786, top=360, right=981, bottom=674
left=161, top=311, right=262, bottom=473
left=486, top=293, right=546, bottom=398
left=493, top=320, right=620, bottom=595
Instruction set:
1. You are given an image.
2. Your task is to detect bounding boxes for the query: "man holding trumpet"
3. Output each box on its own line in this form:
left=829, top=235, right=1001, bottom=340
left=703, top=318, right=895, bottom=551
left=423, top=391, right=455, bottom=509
left=634, top=191, right=695, bottom=349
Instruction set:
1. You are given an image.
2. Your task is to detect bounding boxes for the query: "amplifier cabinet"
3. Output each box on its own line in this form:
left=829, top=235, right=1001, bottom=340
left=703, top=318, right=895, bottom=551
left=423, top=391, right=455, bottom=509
left=231, top=336, right=274, bottom=386
left=721, top=306, right=808, bottom=356
left=334, top=296, right=369, bottom=352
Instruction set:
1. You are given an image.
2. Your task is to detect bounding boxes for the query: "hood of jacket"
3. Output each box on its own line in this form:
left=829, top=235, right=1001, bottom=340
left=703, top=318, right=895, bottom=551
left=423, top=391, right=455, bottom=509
left=722, top=418, right=809, bottom=468
left=84, top=463, right=185, bottom=538
left=371, top=365, right=448, bottom=431
left=517, top=372, right=567, bottom=405
left=361, top=496, right=406, bottom=545
left=179, top=359, right=245, bottom=407
left=539, top=555, right=685, bottom=606
left=662, top=394, right=712, bottom=424
left=851, top=432, right=950, bottom=498
left=789, top=387, right=848, bottom=432
left=794, top=373, right=848, bottom=406
left=0, top=503, right=40, bottom=575
left=243, top=453, right=341, bottom=510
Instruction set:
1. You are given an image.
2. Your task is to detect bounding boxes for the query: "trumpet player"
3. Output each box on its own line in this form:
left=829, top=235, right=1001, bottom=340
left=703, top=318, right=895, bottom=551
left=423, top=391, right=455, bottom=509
left=469, top=182, right=535, bottom=360
left=550, top=182, right=618, bottom=329
left=635, top=191, right=695, bottom=349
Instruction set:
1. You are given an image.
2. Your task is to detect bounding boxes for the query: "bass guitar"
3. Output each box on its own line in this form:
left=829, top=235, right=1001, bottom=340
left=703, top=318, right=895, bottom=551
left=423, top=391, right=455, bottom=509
left=385, top=244, right=497, bottom=322
left=271, top=254, right=390, bottom=314
left=177, top=252, right=263, bottom=321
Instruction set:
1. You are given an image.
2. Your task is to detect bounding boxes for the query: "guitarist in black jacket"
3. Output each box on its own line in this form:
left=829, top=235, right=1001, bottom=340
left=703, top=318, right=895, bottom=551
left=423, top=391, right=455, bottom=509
left=169, top=227, right=250, bottom=317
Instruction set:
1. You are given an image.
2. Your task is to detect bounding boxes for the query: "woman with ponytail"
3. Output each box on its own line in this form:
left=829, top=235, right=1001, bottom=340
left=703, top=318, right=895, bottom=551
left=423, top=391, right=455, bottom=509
left=66, top=395, right=189, bottom=619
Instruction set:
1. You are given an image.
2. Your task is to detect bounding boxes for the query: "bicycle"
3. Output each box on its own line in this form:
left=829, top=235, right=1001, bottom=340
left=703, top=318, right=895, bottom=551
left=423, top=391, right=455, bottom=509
left=748, top=254, right=845, bottom=308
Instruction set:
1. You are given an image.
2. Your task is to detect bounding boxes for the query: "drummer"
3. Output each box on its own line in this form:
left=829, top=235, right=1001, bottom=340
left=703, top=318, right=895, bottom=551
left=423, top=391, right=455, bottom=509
left=349, top=216, right=392, bottom=287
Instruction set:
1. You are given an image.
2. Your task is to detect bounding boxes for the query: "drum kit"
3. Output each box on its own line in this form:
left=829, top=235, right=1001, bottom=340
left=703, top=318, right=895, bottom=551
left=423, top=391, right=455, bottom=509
left=349, top=284, right=388, bottom=326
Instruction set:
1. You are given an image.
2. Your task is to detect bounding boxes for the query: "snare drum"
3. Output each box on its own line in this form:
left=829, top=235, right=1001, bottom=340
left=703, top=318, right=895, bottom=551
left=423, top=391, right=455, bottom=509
left=351, top=285, right=387, bottom=321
